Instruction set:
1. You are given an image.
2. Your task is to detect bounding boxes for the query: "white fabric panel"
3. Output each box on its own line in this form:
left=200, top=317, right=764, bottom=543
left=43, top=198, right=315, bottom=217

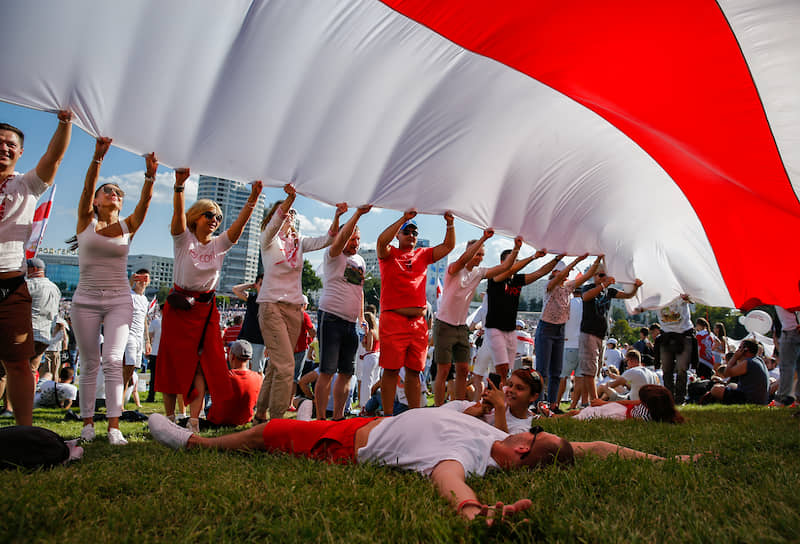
left=718, top=0, right=800, bottom=201
left=0, top=0, right=734, bottom=308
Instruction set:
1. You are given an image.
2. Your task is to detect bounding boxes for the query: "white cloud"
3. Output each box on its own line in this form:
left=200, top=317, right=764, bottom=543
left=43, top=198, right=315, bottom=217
left=296, top=213, right=332, bottom=236
left=98, top=171, right=199, bottom=204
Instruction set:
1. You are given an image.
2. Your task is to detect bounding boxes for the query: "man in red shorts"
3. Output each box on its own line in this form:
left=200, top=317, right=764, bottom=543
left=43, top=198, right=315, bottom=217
left=149, top=407, right=703, bottom=523
left=376, top=210, right=455, bottom=414
left=0, top=111, right=72, bottom=426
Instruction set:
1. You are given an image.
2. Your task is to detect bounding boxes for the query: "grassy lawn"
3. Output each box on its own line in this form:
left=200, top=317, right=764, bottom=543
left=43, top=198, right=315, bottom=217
left=1, top=399, right=799, bottom=543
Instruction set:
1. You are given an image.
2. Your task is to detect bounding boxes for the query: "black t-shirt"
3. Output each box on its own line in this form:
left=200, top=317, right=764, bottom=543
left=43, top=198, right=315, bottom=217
left=238, top=292, right=264, bottom=344
left=485, top=274, right=525, bottom=332
left=579, top=283, right=619, bottom=338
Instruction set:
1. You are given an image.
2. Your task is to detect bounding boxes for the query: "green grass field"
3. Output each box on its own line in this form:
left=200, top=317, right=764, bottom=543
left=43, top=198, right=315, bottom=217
left=2, top=400, right=799, bottom=543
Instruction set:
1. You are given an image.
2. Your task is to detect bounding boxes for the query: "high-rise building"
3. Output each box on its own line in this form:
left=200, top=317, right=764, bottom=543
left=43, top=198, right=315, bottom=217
left=358, top=248, right=379, bottom=279
left=127, top=254, right=174, bottom=292
left=197, top=176, right=265, bottom=292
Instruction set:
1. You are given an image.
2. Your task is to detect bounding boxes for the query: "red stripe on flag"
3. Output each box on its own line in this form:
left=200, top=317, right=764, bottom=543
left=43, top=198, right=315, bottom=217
left=31, top=200, right=51, bottom=222
left=381, top=0, right=800, bottom=309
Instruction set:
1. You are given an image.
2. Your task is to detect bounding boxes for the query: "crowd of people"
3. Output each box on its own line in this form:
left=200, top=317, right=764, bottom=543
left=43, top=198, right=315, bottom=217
left=2, top=112, right=799, bottom=521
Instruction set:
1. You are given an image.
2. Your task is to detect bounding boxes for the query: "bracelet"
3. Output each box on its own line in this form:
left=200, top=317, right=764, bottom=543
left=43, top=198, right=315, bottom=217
left=93, top=159, right=102, bottom=164
left=245, top=201, right=256, bottom=208
left=145, top=176, right=155, bottom=182
left=174, top=185, right=185, bottom=193
left=457, top=499, right=483, bottom=513
left=59, top=120, right=70, bottom=125
left=446, top=224, right=455, bottom=229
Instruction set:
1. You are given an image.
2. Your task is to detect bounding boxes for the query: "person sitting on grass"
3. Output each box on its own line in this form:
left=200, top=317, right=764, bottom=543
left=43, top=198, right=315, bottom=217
left=444, top=368, right=544, bottom=434
left=571, top=384, right=684, bottom=423
left=34, top=367, right=77, bottom=411
left=149, top=406, right=703, bottom=524
left=202, top=340, right=263, bottom=428
left=701, top=340, right=769, bottom=406
left=596, top=350, right=660, bottom=402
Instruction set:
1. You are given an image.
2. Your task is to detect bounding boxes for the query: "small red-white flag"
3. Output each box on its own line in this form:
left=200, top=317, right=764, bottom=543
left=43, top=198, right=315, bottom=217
left=147, top=295, right=158, bottom=317
left=25, top=184, right=56, bottom=259
left=436, top=277, right=443, bottom=299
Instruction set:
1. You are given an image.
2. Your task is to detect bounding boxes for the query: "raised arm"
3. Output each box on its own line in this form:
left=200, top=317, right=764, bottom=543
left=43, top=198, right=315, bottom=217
left=377, top=210, right=415, bottom=259
left=36, top=110, right=72, bottom=186
left=547, top=253, right=588, bottom=292
left=615, top=279, right=643, bottom=300
left=226, top=181, right=263, bottom=244
left=328, top=205, right=371, bottom=257
left=583, top=274, right=615, bottom=301
left=485, top=236, right=522, bottom=279
left=76, top=137, right=112, bottom=234
left=171, top=168, right=191, bottom=235
left=493, top=245, right=544, bottom=284
left=432, top=212, right=456, bottom=262
left=570, top=254, right=602, bottom=290
left=430, top=460, right=532, bottom=523
left=523, top=254, right=564, bottom=286
left=448, top=228, right=493, bottom=275
left=232, top=281, right=255, bottom=301
left=125, top=153, right=158, bottom=235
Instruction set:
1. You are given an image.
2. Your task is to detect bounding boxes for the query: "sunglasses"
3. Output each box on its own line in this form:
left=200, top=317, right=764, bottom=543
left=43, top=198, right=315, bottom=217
left=519, top=425, right=544, bottom=461
left=597, top=273, right=606, bottom=278
left=201, top=211, right=223, bottom=222
left=101, top=185, right=124, bottom=198
left=401, top=228, right=418, bottom=236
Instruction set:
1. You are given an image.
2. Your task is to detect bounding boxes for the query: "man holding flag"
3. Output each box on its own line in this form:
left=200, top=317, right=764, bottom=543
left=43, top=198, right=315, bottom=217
left=0, top=110, right=72, bottom=426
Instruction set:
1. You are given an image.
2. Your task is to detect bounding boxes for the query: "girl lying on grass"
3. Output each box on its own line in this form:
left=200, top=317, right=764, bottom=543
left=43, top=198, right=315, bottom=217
left=568, top=384, right=684, bottom=423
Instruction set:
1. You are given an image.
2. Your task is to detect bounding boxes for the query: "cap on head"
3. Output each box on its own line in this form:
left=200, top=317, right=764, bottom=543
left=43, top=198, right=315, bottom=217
left=26, top=257, right=45, bottom=270
left=607, top=338, right=618, bottom=346
left=516, top=319, right=526, bottom=329
left=230, top=340, right=253, bottom=360
left=302, top=294, right=309, bottom=305
left=400, top=219, right=418, bottom=233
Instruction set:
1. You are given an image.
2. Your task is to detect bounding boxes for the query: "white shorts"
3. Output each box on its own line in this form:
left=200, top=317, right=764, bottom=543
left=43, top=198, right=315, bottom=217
left=124, top=335, right=144, bottom=368
left=485, top=328, right=517, bottom=368
left=472, top=341, right=495, bottom=377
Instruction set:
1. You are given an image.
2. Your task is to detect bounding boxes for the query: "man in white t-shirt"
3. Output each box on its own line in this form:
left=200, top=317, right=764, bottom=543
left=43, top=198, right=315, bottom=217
left=0, top=111, right=72, bottom=426
left=597, top=349, right=659, bottom=401
left=123, top=269, right=151, bottom=409
left=433, top=229, right=517, bottom=405
left=315, top=205, right=371, bottom=420
left=150, top=406, right=701, bottom=523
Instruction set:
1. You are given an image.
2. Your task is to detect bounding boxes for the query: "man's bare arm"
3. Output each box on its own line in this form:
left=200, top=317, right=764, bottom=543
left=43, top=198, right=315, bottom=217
left=524, top=255, right=564, bottom=286
left=36, top=110, right=72, bottom=186
left=431, top=211, right=456, bottom=262
left=377, top=210, right=415, bottom=259
left=448, top=228, right=493, bottom=276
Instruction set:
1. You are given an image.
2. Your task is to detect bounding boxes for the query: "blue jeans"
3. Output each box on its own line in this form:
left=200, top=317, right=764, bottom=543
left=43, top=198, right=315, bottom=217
left=534, top=320, right=565, bottom=403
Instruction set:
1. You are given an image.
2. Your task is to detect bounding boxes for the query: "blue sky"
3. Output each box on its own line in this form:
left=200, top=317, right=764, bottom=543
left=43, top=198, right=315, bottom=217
left=2, top=101, right=544, bottom=270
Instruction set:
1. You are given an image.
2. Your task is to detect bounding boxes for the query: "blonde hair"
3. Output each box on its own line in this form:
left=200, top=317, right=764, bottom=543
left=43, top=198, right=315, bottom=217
left=186, top=199, right=223, bottom=234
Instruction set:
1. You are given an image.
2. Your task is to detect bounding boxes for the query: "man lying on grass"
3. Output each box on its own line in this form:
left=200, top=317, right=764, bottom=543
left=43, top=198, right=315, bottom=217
left=149, top=407, right=700, bottom=524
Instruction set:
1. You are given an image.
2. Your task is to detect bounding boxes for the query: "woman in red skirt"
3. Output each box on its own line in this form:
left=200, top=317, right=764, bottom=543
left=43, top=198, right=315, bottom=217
left=156, top=168, right=262, bottom=432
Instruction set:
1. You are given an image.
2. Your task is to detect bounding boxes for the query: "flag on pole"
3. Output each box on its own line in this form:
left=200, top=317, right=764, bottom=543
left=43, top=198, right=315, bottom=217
left=25, top=184, right=56, bottom=259
left=147, top=295, right=158, bottom=318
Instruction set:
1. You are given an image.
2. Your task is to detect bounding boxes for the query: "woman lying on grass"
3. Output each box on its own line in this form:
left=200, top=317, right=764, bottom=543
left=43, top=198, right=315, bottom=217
left=569, top=384, right=684, bottom=423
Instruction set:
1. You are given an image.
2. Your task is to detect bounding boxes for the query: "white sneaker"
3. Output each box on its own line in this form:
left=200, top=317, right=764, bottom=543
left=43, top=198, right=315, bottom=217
left=149, top=413, right=193, bottom=450
left=108, top=427, right=128, bottom=446
left=80, top=424, right=95, bottom=443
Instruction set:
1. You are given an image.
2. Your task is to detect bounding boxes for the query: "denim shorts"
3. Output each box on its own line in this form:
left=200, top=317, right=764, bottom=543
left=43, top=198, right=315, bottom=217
left=317, top=310, right=359, bottom=375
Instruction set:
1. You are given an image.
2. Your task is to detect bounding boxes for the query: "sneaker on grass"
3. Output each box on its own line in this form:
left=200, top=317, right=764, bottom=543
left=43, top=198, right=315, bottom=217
left=80, top=424, right=95, bottom=443
left=149, top=413, right=193, bottom=450
left=108, top=427, right=128, bottom=446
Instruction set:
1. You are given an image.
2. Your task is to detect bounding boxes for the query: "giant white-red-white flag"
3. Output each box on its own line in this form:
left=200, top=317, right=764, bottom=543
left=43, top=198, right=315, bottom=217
left=25, top=184, right=56, bottom=259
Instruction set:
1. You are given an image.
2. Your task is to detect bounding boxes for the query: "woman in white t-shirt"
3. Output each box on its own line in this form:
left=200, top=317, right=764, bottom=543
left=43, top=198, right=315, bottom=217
left=156, top=168, right=262, bottom=432
left=70, top=138, right=157, bottom=445
left=252, top=184, right=343, bottom=422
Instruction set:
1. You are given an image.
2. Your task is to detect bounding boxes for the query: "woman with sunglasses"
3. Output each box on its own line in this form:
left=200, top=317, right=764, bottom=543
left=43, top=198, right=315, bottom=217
left=252, top=183, right=347, bottom=422
left=70, top=137, right=157, bottom=445
left=156, top=169, right=262, bottom=432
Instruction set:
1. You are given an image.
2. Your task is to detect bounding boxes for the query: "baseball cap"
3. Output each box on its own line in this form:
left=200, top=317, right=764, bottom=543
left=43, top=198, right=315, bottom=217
left=302, top=294, right=309, bottom=305
left=516, top=319, right=526, bottom=328
left=400, top=219, right=418, bottom=233
left=27, top=257, right=46, bottom=270
left=607, top=338, right=618, bottom=346
left=230, top=340, right=253, bottom=359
